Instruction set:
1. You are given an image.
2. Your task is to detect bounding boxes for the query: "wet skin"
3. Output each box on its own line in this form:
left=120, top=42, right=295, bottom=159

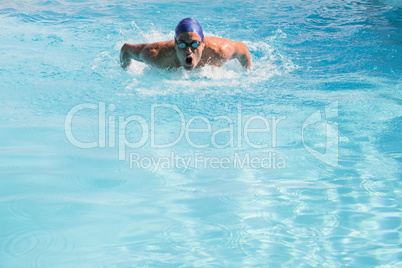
left=120, top=32, right=252, bottom=70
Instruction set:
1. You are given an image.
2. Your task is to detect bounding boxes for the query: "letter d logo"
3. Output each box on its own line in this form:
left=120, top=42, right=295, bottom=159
left=302, top=101, right=339, bottom=167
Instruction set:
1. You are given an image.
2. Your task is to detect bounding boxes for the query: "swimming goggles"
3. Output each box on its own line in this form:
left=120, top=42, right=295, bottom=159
left=175, top=40, right=202, bottom=49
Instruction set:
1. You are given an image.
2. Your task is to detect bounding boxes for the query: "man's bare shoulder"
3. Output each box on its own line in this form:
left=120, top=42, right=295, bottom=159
left=203, top=37, right=238, bottom=59
left=204, top=36, right=237, bottom=49
left=140, top=40, right=179, bottom=68
left=205, top=36, right=236, bottom=43
left=142, top=40, right=176, bottom=60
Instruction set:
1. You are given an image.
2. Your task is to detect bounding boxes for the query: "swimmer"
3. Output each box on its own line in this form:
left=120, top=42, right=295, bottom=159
left=120, top=18, right=252, bottom=70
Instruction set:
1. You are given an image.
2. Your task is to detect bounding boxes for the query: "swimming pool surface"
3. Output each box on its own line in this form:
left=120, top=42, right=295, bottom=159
left=1, top=0, right=401, bottom=267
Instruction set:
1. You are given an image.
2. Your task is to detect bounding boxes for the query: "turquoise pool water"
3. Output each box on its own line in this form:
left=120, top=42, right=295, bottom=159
left=1, top=0, right=401, bottom=267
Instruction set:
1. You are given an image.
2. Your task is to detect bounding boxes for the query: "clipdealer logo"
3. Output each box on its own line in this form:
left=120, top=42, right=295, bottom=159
left=64, top=102, right=285, bottom=155
left=64, top=101, right=339, bottom=171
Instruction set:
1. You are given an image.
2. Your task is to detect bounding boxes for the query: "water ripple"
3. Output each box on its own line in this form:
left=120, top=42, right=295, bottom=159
left=2, top=226, right=78, bottom=258
left=0, top=182, right=45, bottom=221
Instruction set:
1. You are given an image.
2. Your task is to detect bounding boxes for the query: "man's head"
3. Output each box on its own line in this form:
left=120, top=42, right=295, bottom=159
left=174, top=18, right=205, bottom=70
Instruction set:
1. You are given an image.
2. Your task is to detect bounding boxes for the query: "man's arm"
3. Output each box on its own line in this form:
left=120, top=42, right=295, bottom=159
left=233, top=42, right=252, bottom=69
left=120, top=43, right=148, bottom=68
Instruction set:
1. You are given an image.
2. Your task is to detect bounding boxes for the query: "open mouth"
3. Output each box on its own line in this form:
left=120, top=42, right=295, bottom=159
left=185, top=56, right=193, bottom=65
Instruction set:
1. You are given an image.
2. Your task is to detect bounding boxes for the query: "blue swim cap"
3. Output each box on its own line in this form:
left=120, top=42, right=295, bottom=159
left=175, top=18, right=204, bottom=42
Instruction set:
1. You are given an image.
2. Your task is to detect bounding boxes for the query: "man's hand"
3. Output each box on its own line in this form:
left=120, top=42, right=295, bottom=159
left=120, top=43, right=131, bottom=68
left=120, top=43, right=148, bottom=68
left=235, top=42, right=252, bottom=69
